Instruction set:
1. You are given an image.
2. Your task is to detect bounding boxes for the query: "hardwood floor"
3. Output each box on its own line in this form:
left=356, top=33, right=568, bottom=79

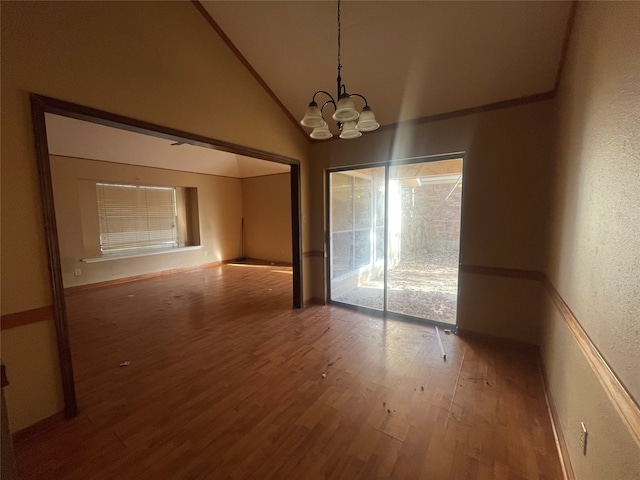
left=14, top=263, right=563, bottom=479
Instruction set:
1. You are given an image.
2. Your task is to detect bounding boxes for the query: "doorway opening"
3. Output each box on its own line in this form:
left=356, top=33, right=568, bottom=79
left=31, top=94, right=303, bottom=418
left=327, top=155, right=463, bottom=327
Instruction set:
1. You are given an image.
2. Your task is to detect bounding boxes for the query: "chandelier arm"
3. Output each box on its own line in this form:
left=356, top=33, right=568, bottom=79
left=311, top=90, right=336, bottom=105
left=338, top=82, right=348, bottom=98
left=320, top=99, right=337, bottom=113
left=301, top=0, right=374, bottom=139
left=349, top=93, right=370, bottom=108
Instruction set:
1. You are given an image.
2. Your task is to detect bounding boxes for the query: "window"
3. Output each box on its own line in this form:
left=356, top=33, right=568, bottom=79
left=96, top=183, right=178, bottom=254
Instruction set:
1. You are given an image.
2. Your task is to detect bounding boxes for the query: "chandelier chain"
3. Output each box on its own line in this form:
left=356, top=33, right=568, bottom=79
left=337, top=0, right=342, bottom=75
left=300, top=0, right=379, bottom=139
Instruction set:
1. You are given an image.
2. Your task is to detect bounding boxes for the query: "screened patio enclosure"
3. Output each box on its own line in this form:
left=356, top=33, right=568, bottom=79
left=328, top=157, right=463, bottom=326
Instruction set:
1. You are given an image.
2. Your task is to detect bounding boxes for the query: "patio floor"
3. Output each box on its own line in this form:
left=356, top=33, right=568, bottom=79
left=334, top=253, right=459, bottom=325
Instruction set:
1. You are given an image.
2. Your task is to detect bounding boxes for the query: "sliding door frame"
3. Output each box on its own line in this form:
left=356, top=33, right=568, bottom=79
left=325, top=152, right=465, bottom=329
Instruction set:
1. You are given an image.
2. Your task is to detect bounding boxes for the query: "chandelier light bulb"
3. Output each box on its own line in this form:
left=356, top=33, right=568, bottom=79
left=310, top=121, right=333, bottom=140
left=332, top=95, right=359, bottom=123
left=355, top=106, right=380, bottom=132
left=300, top=102, right=325, bottom=128
left=339, top=121, right=362, bottom=139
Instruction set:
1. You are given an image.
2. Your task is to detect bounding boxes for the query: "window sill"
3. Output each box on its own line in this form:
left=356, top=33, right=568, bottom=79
left=82, top=245, right=202, bottom=263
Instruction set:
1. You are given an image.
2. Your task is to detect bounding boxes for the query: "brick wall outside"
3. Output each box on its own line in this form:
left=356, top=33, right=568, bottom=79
left=400, top=182, right=462, bottom=258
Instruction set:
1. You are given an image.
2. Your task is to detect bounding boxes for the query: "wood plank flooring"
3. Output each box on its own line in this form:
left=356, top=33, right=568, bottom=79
left=13, top=263, right=563, bottom=479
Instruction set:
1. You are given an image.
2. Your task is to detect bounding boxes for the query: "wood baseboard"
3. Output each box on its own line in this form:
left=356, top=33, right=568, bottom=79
left=225, top=258, right=293, bottom=267
left=64, top=261, right=225, bottom=295
left=456, top=327, right=535, bottom=347
left=11, top=411, right=65, bottom=444
left=304, top=297, right=326, bottom=307
left=538, top=357, right=576, bottom=480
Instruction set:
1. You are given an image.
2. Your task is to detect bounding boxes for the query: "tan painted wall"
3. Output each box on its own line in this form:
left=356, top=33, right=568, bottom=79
left=241, top=174, right=292, bottom=264
left=0, top=322, right=65, bottom=433
left=541, top=296, right=640, bottom=479
left=309, top=100, right=556, bottom=343
left=541, top=2, right=640, bottom=478
left=1, top=1, right=309, bottom=431
left=50, top=156, right=243, bottom=288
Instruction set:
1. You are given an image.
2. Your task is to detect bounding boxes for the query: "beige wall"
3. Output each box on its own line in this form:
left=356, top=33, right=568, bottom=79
left=241, top=173, right=292, bottom=264
left=3, top=10, right=638, bottom=478
left=50, top=156, right=244, bottom=288
left=309, top=99, right=556, bottom=343
left=0, top=321, right=65, bottom=433
left=540, top=2, right=640, bottom=478
left=1, top=1, right=309, bottom=431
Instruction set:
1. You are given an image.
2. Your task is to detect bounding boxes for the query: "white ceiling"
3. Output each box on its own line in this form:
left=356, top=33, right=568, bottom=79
left=202, top=1, right=574, bottom=136
left=45, top=114, right=290, bottom=178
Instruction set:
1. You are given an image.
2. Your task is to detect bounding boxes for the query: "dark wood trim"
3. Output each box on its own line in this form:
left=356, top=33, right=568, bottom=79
left=226, top=258, right=293, bottom=267
left=290, top=163, right=303, bottom=308
left=538, top=357, right=576, bottom=480
left=11, top=411, right=66, bottom=442
left=30, top=94, right=300, bottom=167
left=380, top=92, right=555, bottom=133
left=553, top=1, right=579, bottom=94
left=31, top=96, right=78, bottom=419
left=325, top=153, right=465, bottom=173
left=304, top=297, right=327, bottom=307
left=459, top=264, right=545, bottom=282
left=29, top=93, right=305, bottom=424
left=313, top=91, right=555, bottom=144
left=1, top=365, right=8, bottom=388
left=1, top=306, right=54, bottom=330
left=542, top=276, right=640, bottom=449
left=303, top=251, right=324, bottom=258
left=191, top=0, right=310, bottom=142
left=324, top=168, right=332, bottom=303
left=456, top=328, right=540, bottom=349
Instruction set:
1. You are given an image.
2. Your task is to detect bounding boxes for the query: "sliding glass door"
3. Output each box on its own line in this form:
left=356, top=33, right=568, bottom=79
left=328, top=157, right=463, bottom=326
left=329, top=167, right=385, bottom=311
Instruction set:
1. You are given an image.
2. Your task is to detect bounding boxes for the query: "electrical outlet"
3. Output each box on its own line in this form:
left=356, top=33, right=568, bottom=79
left=204, top=251, right=208, bottom=257
left=74, top=268, right=82, bottom=277
left=580, top=422, right=588, bottom=456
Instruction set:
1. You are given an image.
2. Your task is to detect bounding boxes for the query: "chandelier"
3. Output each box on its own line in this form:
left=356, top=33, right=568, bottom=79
left=299, top=0, right=380, bottom=140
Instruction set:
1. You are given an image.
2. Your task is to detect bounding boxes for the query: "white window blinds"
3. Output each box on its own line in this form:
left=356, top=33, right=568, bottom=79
left=96, top=183, right=178, bottom=254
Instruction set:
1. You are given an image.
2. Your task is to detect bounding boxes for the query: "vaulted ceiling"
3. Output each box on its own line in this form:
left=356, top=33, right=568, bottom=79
left=201, top=1, right=574, bottom=137
left=46, top=2, right=575, bottom=176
